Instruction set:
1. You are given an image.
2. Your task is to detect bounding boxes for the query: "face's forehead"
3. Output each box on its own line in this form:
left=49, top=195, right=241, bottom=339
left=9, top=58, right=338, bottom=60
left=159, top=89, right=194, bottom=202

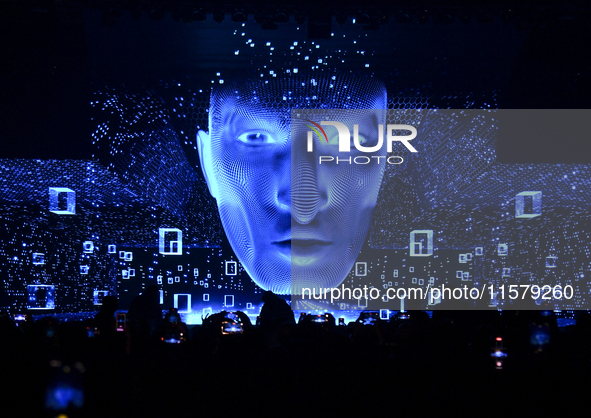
left=209, top=73, right=386, bottom=131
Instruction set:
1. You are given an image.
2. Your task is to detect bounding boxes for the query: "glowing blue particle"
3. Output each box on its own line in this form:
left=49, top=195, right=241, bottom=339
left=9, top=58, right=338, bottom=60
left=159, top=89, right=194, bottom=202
left=225, top=260, right=237, bottom=276
left=174, top=294, right=192, bottom=313
left=32, top=253, right=45, bottom=265
left=49, top=187, right=76, bottom=215
left=498, top=244, right=509, bottom=256
left=93, top=290, right=108, bottom=305
left=159, top=228, right=183, bottom=255
left=83, top=241, right=94, bottom=254
left=355, top=262, right=367, bottom=276
left=27, top=285, right=55, bottom=310
left=515, top=191, right=542, bottom=218
left=410, top=230, right=434, bottom=257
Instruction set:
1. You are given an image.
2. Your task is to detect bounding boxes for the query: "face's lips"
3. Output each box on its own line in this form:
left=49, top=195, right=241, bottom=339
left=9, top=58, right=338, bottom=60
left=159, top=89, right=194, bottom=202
left=272, top=239, right=333, bottom=247
left=272, top=240, right=290, bottom=249
left=291, top=239, right=332, bottom=247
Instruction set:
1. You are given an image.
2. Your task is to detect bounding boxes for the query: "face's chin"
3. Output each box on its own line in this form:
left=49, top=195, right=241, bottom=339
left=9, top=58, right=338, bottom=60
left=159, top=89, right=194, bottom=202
left=289, top=205, right=376, bottom=294
left=216, top=200, right=293, bottom=295
left=218, top=202, right=376, bottom=296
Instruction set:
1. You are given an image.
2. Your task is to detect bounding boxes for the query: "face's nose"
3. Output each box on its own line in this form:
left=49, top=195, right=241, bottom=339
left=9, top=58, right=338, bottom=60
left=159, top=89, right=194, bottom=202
left=291, top=156, right=321, bottom=224
left=290, top=124, right=329, bottom=225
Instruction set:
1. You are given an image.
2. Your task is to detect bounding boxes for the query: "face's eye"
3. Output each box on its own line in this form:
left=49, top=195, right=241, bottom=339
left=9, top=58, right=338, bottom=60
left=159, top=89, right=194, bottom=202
left=356, top=134, right=369, bottom=145
left=326, top=134, right=369, bottom=146
left=236, top=131, right=277, bottom=146
left=327, top=134, right=339, bottom=145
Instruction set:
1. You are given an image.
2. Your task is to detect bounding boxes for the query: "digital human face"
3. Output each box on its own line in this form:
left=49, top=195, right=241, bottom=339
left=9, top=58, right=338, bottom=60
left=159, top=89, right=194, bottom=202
left=198, top=75, right=387, bottom=294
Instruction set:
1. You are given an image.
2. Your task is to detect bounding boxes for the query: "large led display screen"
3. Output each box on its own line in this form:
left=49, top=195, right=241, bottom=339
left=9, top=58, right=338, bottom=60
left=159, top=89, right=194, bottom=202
left=1, top=5, right=590, bottom=322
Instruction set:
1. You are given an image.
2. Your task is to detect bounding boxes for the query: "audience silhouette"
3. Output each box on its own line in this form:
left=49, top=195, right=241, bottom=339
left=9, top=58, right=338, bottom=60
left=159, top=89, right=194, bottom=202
left=0, top=293, right=588, bottom=417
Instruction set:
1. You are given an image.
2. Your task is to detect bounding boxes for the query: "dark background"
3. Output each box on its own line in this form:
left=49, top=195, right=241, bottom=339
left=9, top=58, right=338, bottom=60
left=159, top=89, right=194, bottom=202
left=1, top=0, right=590, bottom=162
